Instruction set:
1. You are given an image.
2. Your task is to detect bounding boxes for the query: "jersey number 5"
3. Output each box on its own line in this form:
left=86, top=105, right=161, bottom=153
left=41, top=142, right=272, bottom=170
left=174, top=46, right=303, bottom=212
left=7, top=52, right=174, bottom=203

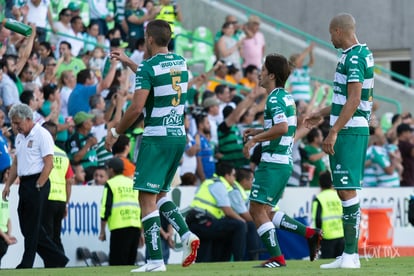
left=171, top=76, right=182, bottom=106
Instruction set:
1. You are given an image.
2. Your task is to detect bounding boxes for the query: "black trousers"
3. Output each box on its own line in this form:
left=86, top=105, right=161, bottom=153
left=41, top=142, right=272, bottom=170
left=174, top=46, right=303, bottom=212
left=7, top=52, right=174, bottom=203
left=0, top=237, right=8, bottom=265
left=42, top=200, right=66, bottom=252
left=320, top=237, right=345, bottom=259
left=187, top=214, right=247, bottom=262
left=109, top=227, right=141, bottom=265
left=17, top=175, right=68, bottom=268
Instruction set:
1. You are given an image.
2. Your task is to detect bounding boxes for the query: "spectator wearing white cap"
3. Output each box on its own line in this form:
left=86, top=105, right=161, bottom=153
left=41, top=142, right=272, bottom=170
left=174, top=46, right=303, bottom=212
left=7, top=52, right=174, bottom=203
left=202, top=97, right=220, bottom=147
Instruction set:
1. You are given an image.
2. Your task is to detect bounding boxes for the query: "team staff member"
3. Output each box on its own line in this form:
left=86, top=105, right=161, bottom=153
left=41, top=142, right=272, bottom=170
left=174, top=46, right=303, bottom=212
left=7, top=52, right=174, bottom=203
left=99, top=157, right=142, bottom=265
left=187, top=162, right=247, bottom=263
left=305, top=13, right=374, bottom=269
left=106, top=20, right=199, bottom=273
left=312, top=171, right=344, bottom=259
left=243, top=54, right=322, bottom=268
left=41, top=121, right=74, bottom=253
left=2, top=104, right=69, bottom=268
left=155, top=0, right=183, bottom=51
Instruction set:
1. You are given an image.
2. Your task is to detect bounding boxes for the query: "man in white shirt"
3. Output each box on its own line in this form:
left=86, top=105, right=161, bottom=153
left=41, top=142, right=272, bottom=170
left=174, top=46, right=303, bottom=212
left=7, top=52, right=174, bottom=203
left=2, top=103, right=69, bottom=268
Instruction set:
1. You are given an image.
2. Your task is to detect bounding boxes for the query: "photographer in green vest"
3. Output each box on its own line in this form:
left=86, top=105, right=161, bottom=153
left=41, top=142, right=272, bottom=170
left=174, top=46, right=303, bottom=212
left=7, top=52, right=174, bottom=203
left=311, top=171, right=344, bottom=259
left=42, top=121, right=73, bottom=253
left=99, top=157, right=142, bottom=265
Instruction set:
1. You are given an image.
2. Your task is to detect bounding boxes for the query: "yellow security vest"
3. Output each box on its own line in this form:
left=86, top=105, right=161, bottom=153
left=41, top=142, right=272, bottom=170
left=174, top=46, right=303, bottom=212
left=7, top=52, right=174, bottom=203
left=312, top=189, right=344, bottom=240
left=155, top=5, right=177, bottom=37
left=101, top=174, right=141, bottom=231
left=233, top=181, right=248, bottom=202
left=48, top=145, right=70, bottom=202
left=190, top=176, right=233, bottom=219
left=0, top=199, right=9, bottom=232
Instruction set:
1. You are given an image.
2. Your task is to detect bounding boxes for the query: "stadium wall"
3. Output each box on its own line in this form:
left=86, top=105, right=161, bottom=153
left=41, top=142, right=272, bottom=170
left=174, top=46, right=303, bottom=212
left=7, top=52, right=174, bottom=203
left=0, top=184, right=413, bottom=268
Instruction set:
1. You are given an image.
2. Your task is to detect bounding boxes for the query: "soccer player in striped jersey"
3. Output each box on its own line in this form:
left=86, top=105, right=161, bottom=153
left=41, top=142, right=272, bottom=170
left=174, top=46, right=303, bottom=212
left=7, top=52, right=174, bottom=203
left=305, top=13, right=374, bottom=269
left=243, top=54, right=322, bottom=268
left=105, top=19, right=199, bottom=273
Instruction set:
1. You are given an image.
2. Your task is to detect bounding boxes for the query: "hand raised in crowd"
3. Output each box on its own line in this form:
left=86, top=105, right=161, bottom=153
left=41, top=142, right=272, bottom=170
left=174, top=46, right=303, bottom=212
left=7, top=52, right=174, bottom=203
left=1, top=126, right=12, bottom=138
left=150, top=5, right=162, bottom=16
left=0, top=43, right=6, bottom=58
left=20, top=5, right=29, bottom=18
left=86, top=136, right=98, bottom=148
left=105, top=131, right=118, bottom=152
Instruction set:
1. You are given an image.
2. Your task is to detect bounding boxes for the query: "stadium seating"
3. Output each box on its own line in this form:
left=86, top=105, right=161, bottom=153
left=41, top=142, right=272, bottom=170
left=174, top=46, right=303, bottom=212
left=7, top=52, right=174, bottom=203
left=185, top=26, right=216, bottom=72
left=192, top=26, right=214, bottom=45
left=188, top=41, right=216, bottom=72
left=174, top=22, right=194, bottom=58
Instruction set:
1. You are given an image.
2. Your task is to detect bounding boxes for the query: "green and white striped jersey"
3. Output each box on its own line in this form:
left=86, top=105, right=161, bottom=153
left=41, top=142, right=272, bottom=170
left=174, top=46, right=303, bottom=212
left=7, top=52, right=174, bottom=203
left=363, top=145, right=400, bottom=187
left=288, top=66, right=312, bottom=102
left=331, top=44, right=374, bottom=135
left=135, top=53, right=188, bottom=141
left=261, top=88, right=297, bottom=166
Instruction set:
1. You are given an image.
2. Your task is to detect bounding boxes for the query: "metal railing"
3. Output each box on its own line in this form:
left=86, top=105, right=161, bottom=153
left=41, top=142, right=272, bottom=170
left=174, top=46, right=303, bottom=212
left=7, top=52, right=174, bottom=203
left=311, top=76, right=402, bottom=113
left=221, top=0, right=414, bottom=88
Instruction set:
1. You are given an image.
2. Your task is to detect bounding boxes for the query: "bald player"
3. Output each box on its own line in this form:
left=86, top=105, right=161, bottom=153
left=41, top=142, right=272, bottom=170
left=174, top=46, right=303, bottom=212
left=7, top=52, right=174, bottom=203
left=304, top=13, right=374, bottom=269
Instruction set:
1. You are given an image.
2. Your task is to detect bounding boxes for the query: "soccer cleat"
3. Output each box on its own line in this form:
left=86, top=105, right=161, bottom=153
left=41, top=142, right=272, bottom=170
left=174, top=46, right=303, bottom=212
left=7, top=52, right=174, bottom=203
left=130, top=262, right=166, bottom=272
left=307, top=228, right=322, bottom=261
left=256, top=256, right=286, bottom=268
left=182, top=233, right=200, bottom=267
left=320, top=253, right=360, bottom=269
left=320, top=255, right=343, bottom=269
left=340, top=253, right=360, bottom=269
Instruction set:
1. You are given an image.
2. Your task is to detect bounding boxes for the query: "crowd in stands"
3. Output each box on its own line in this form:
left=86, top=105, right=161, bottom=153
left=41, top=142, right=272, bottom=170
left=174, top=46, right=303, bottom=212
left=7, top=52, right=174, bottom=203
left=0, top=0, right=414, bottom=266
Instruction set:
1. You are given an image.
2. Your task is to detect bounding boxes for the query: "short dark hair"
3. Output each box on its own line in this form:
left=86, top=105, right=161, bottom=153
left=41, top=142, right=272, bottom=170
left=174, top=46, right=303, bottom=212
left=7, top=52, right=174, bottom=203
left=42, top=83, right=58, bottom=100
left=222, top=105, right=234, bottom=119
left=146, top=20, right=171, bottom=47
left=215, top=84, right=227, bottom=95
left=306, top=128, right=321, bottom=143
left=112, top=134, right=130, bottom=154
left=77, top=69, right=91, bottom=84
left=235, top=168, right=253, bottom=183
left=19, top=90, right=34, bottom=105
left=222, top=21, right=233, bottom=30
left=319, top=170, right=333, bottom=189
left=135, top=38, right=145, bottom=49
left=42, top=121, right=58, bottom=140
left=194, top=112, right=207, bottom=127
left=71, top=15, right=83, bottom=25
left=264, top=54, right=291, bottom=87
left=60, top=40, right=72, bottom=50
left=244, top=64, right=258, bottom=75
left=215, top=162, right=234, bottom=177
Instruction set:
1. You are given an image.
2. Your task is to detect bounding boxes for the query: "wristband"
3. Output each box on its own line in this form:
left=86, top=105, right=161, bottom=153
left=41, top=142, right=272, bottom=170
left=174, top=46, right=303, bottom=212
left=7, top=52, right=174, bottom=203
left=110, top=127, right=120, bottom=138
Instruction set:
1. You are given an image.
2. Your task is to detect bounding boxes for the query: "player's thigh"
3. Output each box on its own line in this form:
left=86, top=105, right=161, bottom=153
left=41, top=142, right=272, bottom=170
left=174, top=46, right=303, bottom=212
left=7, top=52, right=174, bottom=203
left=249, top=163, right=292, bottom=207
left=330, top=134, right=368, bottom=190
left=134, top=142, right=185, bottom=193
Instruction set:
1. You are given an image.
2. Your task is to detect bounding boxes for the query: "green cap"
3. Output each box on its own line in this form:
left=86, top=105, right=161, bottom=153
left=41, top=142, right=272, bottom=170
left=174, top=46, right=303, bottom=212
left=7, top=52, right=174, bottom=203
left=68, top=2, right=81, bottom=11
left=74, top=111, right=95, bottom=125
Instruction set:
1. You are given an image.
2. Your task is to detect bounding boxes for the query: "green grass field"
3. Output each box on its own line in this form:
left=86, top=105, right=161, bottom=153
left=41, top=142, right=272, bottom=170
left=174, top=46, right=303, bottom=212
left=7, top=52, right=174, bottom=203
left=2, top=257, right=414, bottom=275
